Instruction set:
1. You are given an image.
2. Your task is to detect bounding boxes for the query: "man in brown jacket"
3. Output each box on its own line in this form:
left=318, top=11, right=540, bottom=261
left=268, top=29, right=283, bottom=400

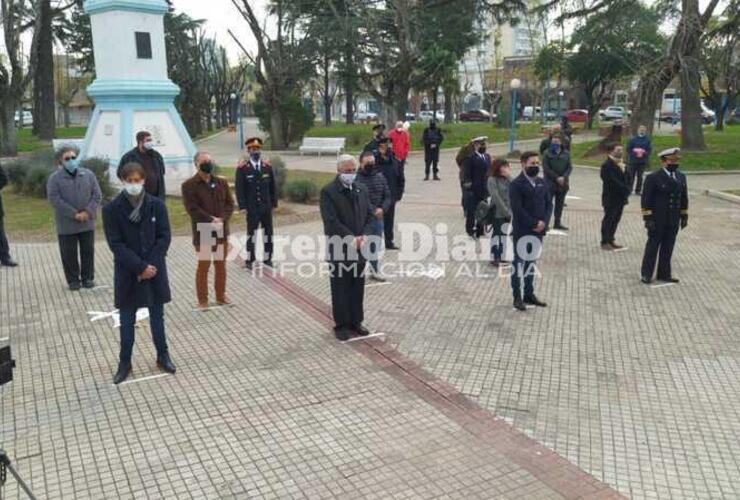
left=182, top=152, right=235, bottom=309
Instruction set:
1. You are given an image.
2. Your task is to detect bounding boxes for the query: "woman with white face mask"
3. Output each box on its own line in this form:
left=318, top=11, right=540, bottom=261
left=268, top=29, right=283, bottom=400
left=102, top=162, right=176, bottom=385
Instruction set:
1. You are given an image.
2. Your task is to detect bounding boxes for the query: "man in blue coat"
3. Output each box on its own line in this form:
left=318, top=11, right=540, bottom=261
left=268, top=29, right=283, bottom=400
left=103, top=162, right=176, bottom=385
left=627, top=125, right=652, bottom=195
left=461, top=137, right=490, bottom=238
left=509, top=151, right=553, bottom=311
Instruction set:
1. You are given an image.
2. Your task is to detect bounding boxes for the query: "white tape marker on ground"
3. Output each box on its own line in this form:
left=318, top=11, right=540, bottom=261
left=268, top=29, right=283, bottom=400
left=117, top=373, right=170, bottom=387
left=342, top=332, right=387, bottom=343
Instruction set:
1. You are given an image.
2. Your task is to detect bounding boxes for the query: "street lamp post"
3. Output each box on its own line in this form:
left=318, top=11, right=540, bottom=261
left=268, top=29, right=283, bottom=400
left=558, top=90, right=565, bottom=120
left=508, top=78, right=521, bottom=154
left=232, top=92, right=244, bottom=150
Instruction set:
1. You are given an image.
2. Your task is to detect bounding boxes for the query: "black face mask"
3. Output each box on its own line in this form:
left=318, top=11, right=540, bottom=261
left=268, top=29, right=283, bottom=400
left=199, top=162, right=214, bottom=174
left=666, top=163, right=679, bottom=172
left=363, top=163, right=375, bottom=172
left=478, top=146, right=487, bottom=154
left=430, top=123, right=436, bottom=129
left=525, top=166, right=540, bottom=177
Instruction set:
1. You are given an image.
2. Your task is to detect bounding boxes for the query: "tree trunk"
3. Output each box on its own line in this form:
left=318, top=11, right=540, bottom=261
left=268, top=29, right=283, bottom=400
left=63, top=107, right=70, bottom=128
left=443, top=87, right=453, bottom=124
left=392, top=85, right=410, bottom=123
left=323, top=55, right=332, bottom=126
left=270, top=105, right=286, bottom=149
left=33, top=0, right=55, bottom=140
left=206, top=106, right=213, bottom=132
left=680, top=61, right=706, bottom=150
left=345, top=85, right=354, bottom=124
left=0, top=103, right=18, bottom=156
left=432, top=87, right=438, bottom=115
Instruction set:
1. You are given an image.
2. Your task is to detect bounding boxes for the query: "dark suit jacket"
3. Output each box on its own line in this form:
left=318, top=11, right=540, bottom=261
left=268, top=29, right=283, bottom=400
left=234, top=160, right=277, bottom=214
left=462, top=152, right=490, bottom=201
left=641, top=169, right=688, bottom=229
left=320, top=178, right=374, bottom=262
left=102, top=193, right=172, bottom=310
left=509, top=172, right=553, bottom=239
left=117, top=148, right=166, bottom=200
left=375, top=152, right=405, bottom=202
left=600, top=158, right=630, bottom=208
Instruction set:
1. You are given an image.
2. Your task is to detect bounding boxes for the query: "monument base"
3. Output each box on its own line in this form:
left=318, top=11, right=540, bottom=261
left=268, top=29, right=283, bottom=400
left=81, top=79, right=197, bottom=195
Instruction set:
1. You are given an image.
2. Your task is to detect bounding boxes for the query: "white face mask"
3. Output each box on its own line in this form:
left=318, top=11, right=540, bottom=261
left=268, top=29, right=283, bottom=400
left=339, top=173, right=356, bottom=187
left=124, top=182, right=144, bottom=196
left=143, top=140, right=155, bottom=151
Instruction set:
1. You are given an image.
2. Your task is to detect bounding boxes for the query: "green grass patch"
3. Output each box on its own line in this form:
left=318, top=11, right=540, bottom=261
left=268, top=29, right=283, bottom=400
left=570, top=125, right=740, bottom=171
left=305, top=122, right=542, bottom=152
left=16, top=127, right=88, bottom=153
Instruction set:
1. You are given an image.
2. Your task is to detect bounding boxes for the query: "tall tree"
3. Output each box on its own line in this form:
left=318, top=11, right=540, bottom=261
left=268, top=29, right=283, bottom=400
left=0, top=0, right=42, bottom=156
left=700, top=11, right=740, bottom=131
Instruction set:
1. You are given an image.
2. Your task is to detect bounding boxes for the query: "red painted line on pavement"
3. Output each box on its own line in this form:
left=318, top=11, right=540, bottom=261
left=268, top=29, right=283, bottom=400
left=259, top=271, right=624, bottom=500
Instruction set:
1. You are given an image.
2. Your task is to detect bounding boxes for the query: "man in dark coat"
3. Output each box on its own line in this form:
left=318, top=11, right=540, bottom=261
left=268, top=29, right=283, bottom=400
left=102, top=162, right=176, bottom=385
left=363, top=123, right=386, bottom=155
left=600, top=143, right=631, bottom=250
left=235, top=137, right=278, bottom=269
left=509, top=151, right=552, bottom=311
left=640, top=148, right=689, bottom=284
left=461, top=137, right=490, bottom=238
left=539, top=124, right=570, bottom=153
left=355, top=151, right=391, bottom=281
left=0, top=162, right=18, bottom=267
left=375, top=138, right=404, bottom=249
left=626, top=124, right=652, bottom=195
left=320, top=155, right=375, bottom=341
left=542, top=134, right=572, bottom=230
left=117, top=130, right=166, bottom=200
left=422, top=120, right=444, bottom=180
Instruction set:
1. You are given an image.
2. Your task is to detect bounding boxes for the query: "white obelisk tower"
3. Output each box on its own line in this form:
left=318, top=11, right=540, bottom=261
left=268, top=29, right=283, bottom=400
left=81, top=0, right=196, bottom=192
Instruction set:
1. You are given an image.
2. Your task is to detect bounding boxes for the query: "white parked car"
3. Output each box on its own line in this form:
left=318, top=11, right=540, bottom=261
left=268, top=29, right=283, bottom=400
left=354, top=111, right=379, bottom=123
left=418, top=110, right=445, bottom=122
left=14, top=110, right=33, bottom=128
left=599, top=106, right=630, bottom=121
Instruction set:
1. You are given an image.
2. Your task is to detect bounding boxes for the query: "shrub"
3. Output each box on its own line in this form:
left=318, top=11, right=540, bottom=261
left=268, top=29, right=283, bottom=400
left=80, top=157, right=115, bottom=200
left=255, top=94, right=315, bottom=148
left=23, top=164, right=53, bottom=198
left=284, top=179, right=318, bottom=204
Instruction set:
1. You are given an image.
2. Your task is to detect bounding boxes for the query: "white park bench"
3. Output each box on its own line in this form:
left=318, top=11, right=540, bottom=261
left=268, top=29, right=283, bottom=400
left=299, top=137, right=346, bottom=156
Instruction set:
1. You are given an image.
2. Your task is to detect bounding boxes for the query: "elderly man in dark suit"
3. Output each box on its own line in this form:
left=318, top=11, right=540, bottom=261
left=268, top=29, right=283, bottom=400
left=0, top=162, right=18, bottom=267
left=320, top=154, right=375, bottom=341
left=509, top=151, right=553, bottom=311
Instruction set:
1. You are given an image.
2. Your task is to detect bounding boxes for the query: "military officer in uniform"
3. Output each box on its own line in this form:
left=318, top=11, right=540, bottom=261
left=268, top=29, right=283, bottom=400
left=640, top=147, right=688, bottom=284
left=461, top=137, right=490, bottom=238
left=235, top=137, right=278, bottom=269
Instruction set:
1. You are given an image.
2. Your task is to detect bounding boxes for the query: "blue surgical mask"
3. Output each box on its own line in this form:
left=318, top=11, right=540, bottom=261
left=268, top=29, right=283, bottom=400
left=550, top=144, right=561, bottom=154
left=638, top=132, right=646, bottom=137
left=250, top=151, right=261, bottom=162
left=63, top=159, right=79, bottom=173
left=143, top=140, right=155, bottom=151
left=339, top=173, right=356, bottom=187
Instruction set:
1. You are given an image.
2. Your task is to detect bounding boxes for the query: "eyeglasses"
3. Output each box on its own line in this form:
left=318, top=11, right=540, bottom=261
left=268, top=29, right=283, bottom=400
left=64, top=156, right=77, bottom=161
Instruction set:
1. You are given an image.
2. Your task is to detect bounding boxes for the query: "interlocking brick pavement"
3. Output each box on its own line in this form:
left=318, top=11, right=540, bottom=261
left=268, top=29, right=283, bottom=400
left=2, top=151, right=739, bottom=499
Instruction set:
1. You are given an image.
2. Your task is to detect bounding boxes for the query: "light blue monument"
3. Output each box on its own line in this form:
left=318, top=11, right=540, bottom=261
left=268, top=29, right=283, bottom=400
left=81, top=0, right=196, bottom=192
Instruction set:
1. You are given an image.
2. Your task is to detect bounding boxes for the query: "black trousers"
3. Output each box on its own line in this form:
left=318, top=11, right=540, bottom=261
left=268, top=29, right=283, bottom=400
left=464, top=194, right=485, bottom=237
left=0, top=214, right=10, bottom=263
left=629, top=163, right=646, bottom=194
left=329, top=260, right=365, bottom=329
left=641, top=224, right=678, bottom=280
left=246, top=209, right=274, bottom=263
left=601, top=204, right=625, bottom=245
left=552, top=189, right=568, bottom=225
left=58, top=231, right=95, bottom=285
left=424, top=148, right=440, bottom=176
left=384, top=202, right=396, bottom=246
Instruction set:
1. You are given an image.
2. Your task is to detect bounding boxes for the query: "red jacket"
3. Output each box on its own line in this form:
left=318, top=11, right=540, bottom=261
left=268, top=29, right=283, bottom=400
left=388, top=128, right=410, bottom=161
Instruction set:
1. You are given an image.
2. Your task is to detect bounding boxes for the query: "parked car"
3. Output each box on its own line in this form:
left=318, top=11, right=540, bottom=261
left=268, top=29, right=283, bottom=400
left=522, top=106, right=556, bottom=121
left=355, top=111, right=379, bottom=123
left=459, top=109, right=493, bottom=122
left=599, top=106, right=630, bottom=121
left=418, top=110, right=445, bottom=122
left=14, top=110, right=33, bottom=128
left=405, top=112, right=417, bottom=122
left=660, top=103, right=717, bottom=125
left=564, top=109, right=589, bottom=123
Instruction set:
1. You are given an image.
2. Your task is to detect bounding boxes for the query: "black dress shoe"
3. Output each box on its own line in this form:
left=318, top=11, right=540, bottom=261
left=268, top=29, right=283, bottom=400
left=113, top=363, right=132, bottom=385
left=524, top=295, right=547, bottom=307
left=353, top=325, right=371, bottom=337
left=82, top=280, right=96, bottom=289
left=609, top=242, right=624, bottom=250
left=513, top=298, right=527, bottom=311
left=263, top=260, right=273, bottom=268
left=245, top=261, right=253, bottom=270
left=553, top=224, right=569, bottom=231
left=641, top=277, right=652, bottom=284
left=157, top=355, right=177, bottom=374
left=386, top=243, right=400, bottom=250
left=658, top=277, right=679, bottom=283
left=0, top=259, right=18, bottom=267
left=69, top=282, right=81, bottom=291
left=334, top=328, right=351, bottom=341
left=433, top=176, right=441, bottom=181
left=423, top=176, right=430, bottom=181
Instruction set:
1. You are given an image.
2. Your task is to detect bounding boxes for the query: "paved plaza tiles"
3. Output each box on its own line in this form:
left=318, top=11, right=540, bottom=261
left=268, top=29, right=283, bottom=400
left=2, top=158, right=740, bottom=499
